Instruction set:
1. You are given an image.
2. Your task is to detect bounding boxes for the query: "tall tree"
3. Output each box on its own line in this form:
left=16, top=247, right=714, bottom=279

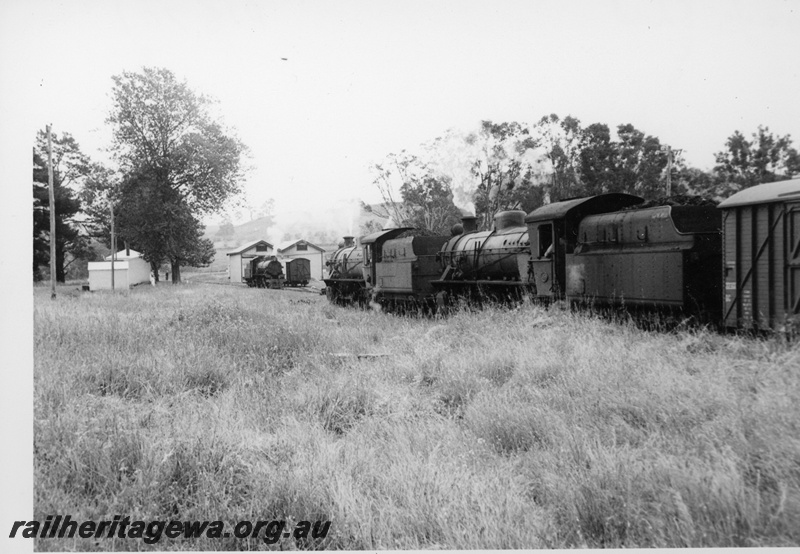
left=372, top=150, right=422, bottom=228
left=614, top=124, right=668, bottom=198
left=399, top=175, right=463, bottom=236
left=534, top=114, right=584, bottom=201
left=671, top=165, right=714, bottom=198
left=578, top=123, right=617, bottom=195
left=106, top=67, right=246, bottom=281
left=81, top=162, right=122, bottom=249
left=468, top=121, right=543, bottom=229
left=113, top=168, right=215, bottom=283
left=713, top=126, right=800, bottom=197
left=578, top=123, right=668, bottom=199
left=372, top=151, right=462, bottom=235
left=32, top=130, right=92, bottom=281
left=372, top=117, right=687, bottom=234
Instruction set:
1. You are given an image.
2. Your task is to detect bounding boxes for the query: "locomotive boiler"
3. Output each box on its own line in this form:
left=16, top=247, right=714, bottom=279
left=433, top=210, right=533, bottom=299
left=323, top=236, right=367, bottom=304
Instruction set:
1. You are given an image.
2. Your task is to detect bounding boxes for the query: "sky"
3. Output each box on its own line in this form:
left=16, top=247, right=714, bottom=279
left=3, top=0, right=799, bottom=224
left=1, top=1, right=799, bottom=544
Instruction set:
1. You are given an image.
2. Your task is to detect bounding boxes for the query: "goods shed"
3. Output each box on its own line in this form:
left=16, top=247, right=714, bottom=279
left=227, top=240, right=274, bottom=283
left=87, top=249, right=151, bottom=291
left=718, top=178, right=800, bottom=330
left=277, top=239, right=326, bottom=280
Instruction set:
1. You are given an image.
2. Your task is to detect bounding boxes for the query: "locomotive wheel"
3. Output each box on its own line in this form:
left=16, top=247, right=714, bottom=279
left=326, top=286, right=339, bottom=304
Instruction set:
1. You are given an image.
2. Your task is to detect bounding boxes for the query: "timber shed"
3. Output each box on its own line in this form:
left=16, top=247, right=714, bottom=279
left=227, top=240, right=274, bottom=283
left=87, top=249, right=151, bottom=291
left=277, top=239, right=326, bottom=280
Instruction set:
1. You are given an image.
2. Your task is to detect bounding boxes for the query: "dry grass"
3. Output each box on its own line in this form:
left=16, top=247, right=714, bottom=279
left=33, top=282, right=800, bottom=550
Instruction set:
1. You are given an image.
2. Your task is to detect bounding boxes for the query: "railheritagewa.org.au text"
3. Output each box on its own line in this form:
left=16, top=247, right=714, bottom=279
left=9, top=515, right=331, bottom=545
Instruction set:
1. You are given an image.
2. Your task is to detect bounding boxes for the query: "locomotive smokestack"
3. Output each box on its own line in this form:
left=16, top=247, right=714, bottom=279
left=461, top=215, right=478, bottom=233
left=343, top=236, right=355, bottom=248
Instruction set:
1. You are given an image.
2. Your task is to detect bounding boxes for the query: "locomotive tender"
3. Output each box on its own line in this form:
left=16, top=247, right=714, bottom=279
left=324, top=179, right=800, bottom=331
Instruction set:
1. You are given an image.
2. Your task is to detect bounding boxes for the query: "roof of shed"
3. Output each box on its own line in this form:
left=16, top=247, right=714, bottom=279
left=717, top=178, right=800, bottom=208
left=277, top=239, right=325, bottom=253
left=226, top=239, right=273, bottom=255
left=104, top=249, right=143, bottom=260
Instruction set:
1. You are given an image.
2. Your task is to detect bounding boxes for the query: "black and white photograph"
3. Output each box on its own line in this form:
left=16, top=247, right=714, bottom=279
left=2, top=0, right=800, bottom=551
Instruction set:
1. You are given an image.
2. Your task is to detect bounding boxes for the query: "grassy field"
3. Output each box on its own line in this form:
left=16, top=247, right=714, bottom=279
left=33, top=281, right=800, bottom=550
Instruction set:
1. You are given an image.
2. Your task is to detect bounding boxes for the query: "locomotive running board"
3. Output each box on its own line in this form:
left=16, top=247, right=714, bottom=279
left=430, top=280, right=533, bottom=288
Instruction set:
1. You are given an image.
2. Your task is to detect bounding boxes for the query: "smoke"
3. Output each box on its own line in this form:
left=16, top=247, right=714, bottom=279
left=420, top=124, right=555, bottom=215
left=265, top=197, right=367, bottom=246
left=424, top=129, right=479, bottom=215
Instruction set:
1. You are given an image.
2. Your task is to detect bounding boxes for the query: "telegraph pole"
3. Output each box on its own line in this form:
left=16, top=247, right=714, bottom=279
left=47, top=125, right=56, bottom=300
left=665, top=144, right=672, bottom=197
left=110, top=202, right=115, bottom=291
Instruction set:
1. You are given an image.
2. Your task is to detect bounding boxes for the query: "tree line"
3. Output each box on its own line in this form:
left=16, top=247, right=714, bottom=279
left=371, top=115, right=800, bottom=235
left=34, top=74, right=800, bottom=281
left=33, top=67, right=246, bottom=283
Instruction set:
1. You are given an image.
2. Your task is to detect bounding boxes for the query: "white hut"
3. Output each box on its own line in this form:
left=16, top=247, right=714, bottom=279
left=87, top=249, right=151, bottom=291
left=226, top=239, right=274, bottom=283
left=277, top=239, right=326, bottom=280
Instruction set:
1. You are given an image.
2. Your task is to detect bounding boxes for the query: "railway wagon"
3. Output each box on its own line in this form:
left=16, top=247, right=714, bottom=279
left=284, top=258, right=311, bottom=287
left=718, top=179, right=800, bottom=331
left=565, top=203, right=723, bottom=318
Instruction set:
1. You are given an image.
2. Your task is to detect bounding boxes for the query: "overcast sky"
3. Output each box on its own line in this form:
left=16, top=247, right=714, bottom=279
left=3, top=0, right=799, bottom=224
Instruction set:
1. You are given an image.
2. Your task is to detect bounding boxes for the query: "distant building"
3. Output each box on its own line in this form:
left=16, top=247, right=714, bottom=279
left=87, top=249, right=151, bottom=291
left=226, top=239, right=274, bottom=283
left=277, top=239, right=326, bottom=280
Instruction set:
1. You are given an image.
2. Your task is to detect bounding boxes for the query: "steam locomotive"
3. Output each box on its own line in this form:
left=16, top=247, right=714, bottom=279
left=323, top=179, right=800, bottom=331
left=322, top=236, right=366, bottom=305
left=244, top=256, right=285, bottom=289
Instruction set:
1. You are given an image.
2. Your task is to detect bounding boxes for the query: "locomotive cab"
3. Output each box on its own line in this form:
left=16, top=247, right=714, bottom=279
left=529, top=221, right=558, bottom=299
left=360, top=227, right=418, bottom=307
left=525, top=193, right=644, bottom=301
